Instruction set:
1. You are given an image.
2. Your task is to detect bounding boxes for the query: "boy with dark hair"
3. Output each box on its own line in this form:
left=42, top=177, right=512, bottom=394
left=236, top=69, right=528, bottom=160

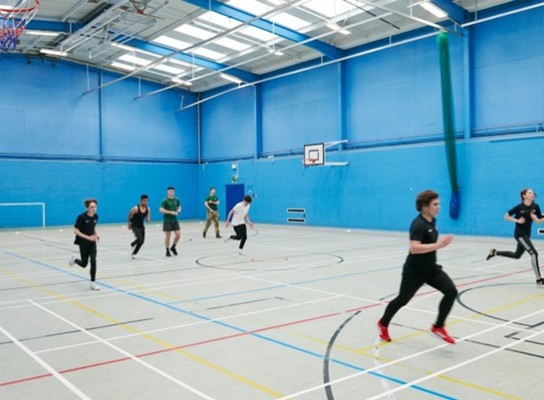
left=203, top=187, right=221, bottom=238
left=69, top=199, right=101, bottom=291
left=376, top=190, right=458, bottom=344
left=225, top=195, right=254, bottom=255
left=159, top=186, right=181, bottom=257
left=128, top=194, right=151, bottom=259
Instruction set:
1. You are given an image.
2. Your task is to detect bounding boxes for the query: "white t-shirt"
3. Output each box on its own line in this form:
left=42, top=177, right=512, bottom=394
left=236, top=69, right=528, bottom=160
left=231, top=202, right=250, bottom=226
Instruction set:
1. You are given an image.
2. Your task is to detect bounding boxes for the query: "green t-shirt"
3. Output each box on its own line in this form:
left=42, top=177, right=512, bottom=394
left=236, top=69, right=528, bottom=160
left=205, top=195, right=219, bottom=211
left=161, top=197, right=180, bottom=222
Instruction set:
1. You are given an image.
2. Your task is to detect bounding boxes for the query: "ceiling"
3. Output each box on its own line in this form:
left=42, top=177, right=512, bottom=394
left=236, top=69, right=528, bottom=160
left=2, top=0, right=524, bottom=94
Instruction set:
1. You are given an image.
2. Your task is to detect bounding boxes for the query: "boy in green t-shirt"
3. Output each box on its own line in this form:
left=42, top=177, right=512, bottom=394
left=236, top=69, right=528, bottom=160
left=203, top=187, right=221, bottom=238
left=159, top=186, right=181, bottom=257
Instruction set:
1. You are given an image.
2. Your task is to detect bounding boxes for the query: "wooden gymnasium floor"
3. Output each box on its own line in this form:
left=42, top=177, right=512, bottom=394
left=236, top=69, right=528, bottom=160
left=0, top=222, right=543, bottom=400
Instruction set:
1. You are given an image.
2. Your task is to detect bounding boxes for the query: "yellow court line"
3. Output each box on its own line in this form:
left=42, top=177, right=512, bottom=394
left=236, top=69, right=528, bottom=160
left=292, top=331, right=522, bottom=400
left=0, top=267, right=284, bottom=398
left=295, top=288, right=544, bottom=399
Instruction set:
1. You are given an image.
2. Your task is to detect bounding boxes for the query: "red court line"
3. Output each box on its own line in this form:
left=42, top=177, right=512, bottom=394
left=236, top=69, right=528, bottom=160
left=1, top=268, right=531, bottom=388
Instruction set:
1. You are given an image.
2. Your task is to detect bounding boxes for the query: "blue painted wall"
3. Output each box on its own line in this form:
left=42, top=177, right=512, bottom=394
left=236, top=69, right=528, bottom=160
left=198, top=8, right=544, bottom=239
left=3, top=7, right=544, bottom=238
left=0, top=57, right=199, bottom=227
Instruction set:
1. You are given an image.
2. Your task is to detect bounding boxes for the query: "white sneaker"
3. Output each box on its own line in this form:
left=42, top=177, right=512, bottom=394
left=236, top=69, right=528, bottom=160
left=90, top=282, right=101, bottom=291
left=238, top=250, right=244, bottom=255
left=68, top=256, right=76, bottom=266
left=224, top=237, right=231, bottom=243
left=131, top=254, right=137, bottom=260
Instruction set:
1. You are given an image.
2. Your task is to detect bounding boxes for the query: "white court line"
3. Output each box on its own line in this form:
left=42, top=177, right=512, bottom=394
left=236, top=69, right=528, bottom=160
left=277, top=306, right=544, bottom=400
left=27, top=300, right=216, bottom=400
left=0, top=324, right=92, bottom=400
left=35, top=295, right=342, bottom=354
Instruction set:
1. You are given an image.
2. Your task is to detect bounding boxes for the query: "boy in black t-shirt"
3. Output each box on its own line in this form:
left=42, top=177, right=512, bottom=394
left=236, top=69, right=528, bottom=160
left=69, top=199, right=101, bottom=290
left=128, top=194, right=151, bottom=259
left=486, top=188, right=543, bottom=285
left=377, top=190, right=458, bottom=344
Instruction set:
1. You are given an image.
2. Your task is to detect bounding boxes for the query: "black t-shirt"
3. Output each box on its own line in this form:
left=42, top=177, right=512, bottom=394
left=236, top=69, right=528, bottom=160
left=405, top=214, right=438, bottom=268
left=508, top=202, right=542, bottom=237
left=74, top=212, right=98, bottom=245
left=131, top=205, right=148, bottom=228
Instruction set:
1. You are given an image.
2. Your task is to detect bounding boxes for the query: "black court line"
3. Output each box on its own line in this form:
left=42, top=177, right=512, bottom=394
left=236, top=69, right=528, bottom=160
left=0, top=317, right=154, bottom=346
left=457, top=283, right=537, bottom=327
left=323, top=310, right=361, bottom=400
left=205, top=296, right=288, bottom=311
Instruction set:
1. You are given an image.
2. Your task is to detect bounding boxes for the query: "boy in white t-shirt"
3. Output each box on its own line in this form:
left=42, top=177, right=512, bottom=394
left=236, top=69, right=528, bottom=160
left=225, top=195, right=254, bottom=254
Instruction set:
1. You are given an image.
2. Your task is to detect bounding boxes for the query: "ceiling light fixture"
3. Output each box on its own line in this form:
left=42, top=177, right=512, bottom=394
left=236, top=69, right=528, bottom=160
left=418, top=1, right=448, bottom=18
left=219, top=73, right=243, bottom=84
left=326, top=22, right=351, bottom=35
left=39, top=49, right=68, bottom=57
left=25, top=30, right=60, bottom=37
left=171, top=78, right=193, bottom=86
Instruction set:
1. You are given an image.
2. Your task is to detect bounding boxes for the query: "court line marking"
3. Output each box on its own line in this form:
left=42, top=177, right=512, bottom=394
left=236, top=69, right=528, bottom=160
left=27, top=299, right=215, bottom=400
left=0, top=267, right=285, bottom=399
left=0, top=255, right=452, bottom=399
left=0, top=324, right=92, bottom=400
left=276, top=307, right=544, bottom=400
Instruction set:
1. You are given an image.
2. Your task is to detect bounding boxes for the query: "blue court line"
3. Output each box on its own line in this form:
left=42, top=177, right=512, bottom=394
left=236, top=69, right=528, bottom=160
left=167, top=265, right=401, bottom=305
left=0, top=248, right=456, bottom=399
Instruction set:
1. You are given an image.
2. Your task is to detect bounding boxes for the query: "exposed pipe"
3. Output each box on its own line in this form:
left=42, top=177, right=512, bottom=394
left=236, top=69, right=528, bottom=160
left=176, top=31, right=440, bottom=110
left=461, top=1, right=544, bottom=27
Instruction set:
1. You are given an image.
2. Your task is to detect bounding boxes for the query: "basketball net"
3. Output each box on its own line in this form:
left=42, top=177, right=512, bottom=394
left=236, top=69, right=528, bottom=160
left=0, top=0, right=40, bottom=55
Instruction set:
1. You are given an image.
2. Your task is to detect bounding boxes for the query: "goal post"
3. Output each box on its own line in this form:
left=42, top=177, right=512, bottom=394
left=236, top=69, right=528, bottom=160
left=0, top=202, right=46, bottom=228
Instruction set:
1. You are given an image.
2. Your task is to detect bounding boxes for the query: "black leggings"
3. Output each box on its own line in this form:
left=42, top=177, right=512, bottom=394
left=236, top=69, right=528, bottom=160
left=380, top=265, right=458, bottom=328
left=75, top=243, right=97, bottom=281
left=230, top=224, right=247, bottom=249
left=131, top=226, right=145, bottom=255
left=496, top=232, right=541, bottom=279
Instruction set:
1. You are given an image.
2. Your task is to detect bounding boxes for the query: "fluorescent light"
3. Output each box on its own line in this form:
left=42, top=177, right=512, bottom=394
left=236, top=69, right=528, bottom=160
left=111, top=62, right=137, bottom=71
left=171, top=78, right=192, bottom=86
left=39, top=49, right=68, bottom=57
left=25, top=30, right=60, bottom=37
left=111, top=43, right=163, bottom=59
left=152, top=64, right=185, bottom=75
left=326, top=22, right=351, bottom=35
left=220, top=73, right=243, bottom=84
left=268, top=47, right=284, bottom=56
left=419, top=1, right=448, bottom=18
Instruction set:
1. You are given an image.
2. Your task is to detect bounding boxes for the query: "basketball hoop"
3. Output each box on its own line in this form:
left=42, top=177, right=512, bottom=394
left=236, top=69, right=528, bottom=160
left=130, top=0, right=148, bottom=15
left=0, top=0, right=41, bottom=55
left=303, top=158, right=318, bottom=167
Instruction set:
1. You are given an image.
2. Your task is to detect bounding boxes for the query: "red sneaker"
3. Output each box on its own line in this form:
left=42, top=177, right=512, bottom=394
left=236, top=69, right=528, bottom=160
left=377, top=319, right=391, bottom=342
left=431, top=325, right=455, bottom=344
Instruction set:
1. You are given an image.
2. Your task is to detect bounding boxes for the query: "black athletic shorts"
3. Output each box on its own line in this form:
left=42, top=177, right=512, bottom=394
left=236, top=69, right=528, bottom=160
left=163, top=220, right=180, bottom=232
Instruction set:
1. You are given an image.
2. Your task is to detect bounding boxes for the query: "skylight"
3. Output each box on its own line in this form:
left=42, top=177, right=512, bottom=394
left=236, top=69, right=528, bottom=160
left=153, top=35, right=191, bottom=51
left=153, top=64, right=185, bottom=75
left=191, top=47, right=226, bottom=60
left=302, top=0, right=354, bottom=18
left=227, top=0, right=268, bottom=16
left=214, top=37, right=251, bottom=51
left=269, top=13, right=311, bottom=30
left=175, top=24, right=215, bottom=40
left=239, top=26, right=278, bottom=42
left=111, top=62, right=137, bottom=71
left=118, top=54, right=152, bottom=66
left=197, top=11, right=242, bottom=30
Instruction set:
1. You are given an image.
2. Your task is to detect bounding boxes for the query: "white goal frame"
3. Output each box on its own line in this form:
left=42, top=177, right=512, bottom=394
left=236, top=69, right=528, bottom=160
left=0, top=202, right=46, bottom=228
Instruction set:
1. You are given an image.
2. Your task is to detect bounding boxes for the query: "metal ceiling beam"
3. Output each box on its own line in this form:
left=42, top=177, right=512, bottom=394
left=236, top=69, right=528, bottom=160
left=26, top=20, right=257, bottom=83
left=181, top=0, right=344, bottom=59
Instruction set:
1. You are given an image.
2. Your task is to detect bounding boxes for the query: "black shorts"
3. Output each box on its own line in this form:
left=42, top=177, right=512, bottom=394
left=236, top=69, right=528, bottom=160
left=163, top=220, right=180, bottom=232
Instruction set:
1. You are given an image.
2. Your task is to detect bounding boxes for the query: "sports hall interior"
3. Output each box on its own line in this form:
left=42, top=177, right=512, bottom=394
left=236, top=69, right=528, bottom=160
left=1, top=1, right=544, bottom=399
